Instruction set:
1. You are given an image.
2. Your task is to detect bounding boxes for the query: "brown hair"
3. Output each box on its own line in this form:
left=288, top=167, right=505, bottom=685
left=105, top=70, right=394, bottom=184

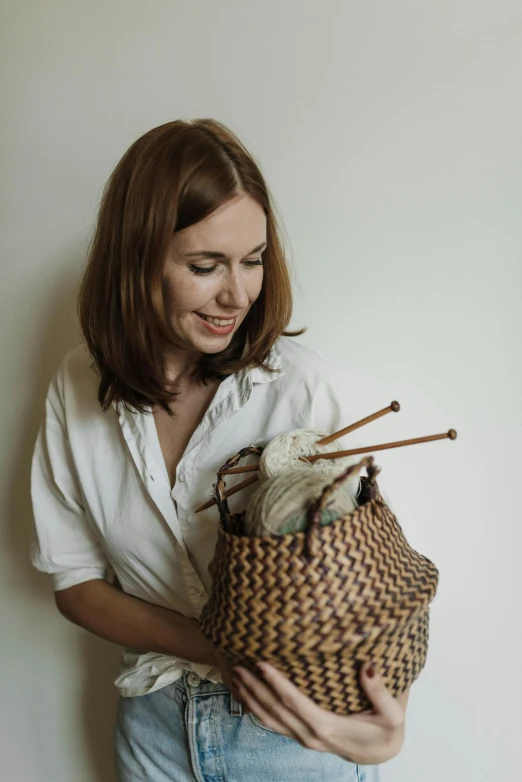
left=78, top=119, right=299, bottom=413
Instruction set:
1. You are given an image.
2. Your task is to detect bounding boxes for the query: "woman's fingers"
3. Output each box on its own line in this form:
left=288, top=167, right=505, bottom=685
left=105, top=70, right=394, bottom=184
left=233, top=665, right=324, bottom=747
left=359, top=663, right=406, bottom=729
left=233, top=678, right=293, bottom=737
left=253, top=662, right=325, bottom=722
left=232, top=662, right=408, bottom=763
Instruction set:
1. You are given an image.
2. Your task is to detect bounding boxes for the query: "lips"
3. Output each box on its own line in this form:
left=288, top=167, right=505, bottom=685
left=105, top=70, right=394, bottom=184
left=195, top=312, right=237, bottom=336
left=198, top=313, right=236, bottom=326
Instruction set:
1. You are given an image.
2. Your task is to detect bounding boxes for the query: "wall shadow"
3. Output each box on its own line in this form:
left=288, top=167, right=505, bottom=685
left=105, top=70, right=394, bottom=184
left=3, top=264, right=120, bottom=782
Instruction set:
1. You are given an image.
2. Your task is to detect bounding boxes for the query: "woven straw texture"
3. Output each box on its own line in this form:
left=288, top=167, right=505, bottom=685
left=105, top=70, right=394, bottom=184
left=199, top=450, right=439, bottom=715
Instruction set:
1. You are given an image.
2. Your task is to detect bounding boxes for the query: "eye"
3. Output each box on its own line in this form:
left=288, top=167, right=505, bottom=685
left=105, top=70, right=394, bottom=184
left=243, top=259, right=263, bottom=269
left=189, top=264, right=217, bottom=276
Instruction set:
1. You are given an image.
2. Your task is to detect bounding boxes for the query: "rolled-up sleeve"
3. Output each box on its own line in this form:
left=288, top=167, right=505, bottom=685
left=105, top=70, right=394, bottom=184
left=31, top=370, right=109, bottom=591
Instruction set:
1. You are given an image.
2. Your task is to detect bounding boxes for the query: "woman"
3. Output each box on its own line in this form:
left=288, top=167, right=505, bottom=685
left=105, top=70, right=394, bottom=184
left=31, top=119, right=407, bottom=782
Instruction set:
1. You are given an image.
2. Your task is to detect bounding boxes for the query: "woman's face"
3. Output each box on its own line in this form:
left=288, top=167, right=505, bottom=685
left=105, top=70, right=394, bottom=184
left=163, top=194, right=266, bottom=356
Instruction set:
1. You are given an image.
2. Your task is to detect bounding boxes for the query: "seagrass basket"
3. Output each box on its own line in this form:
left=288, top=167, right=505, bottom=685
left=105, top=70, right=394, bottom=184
left=199, top=447, right=439, bottom=715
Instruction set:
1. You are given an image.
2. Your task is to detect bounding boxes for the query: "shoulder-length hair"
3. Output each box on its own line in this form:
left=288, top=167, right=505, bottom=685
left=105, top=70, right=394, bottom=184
left=78, top=118, right=298, bottom=413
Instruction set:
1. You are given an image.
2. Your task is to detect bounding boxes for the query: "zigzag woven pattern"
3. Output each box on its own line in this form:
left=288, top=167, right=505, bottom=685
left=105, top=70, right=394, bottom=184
left=199, top=453, right=439, bottom=715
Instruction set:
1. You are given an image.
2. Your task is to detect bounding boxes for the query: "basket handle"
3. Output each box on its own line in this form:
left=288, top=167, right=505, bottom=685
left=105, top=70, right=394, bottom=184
left=214, top=446, right=264, bottom=530
left=305, top=456, right=380, bottom=558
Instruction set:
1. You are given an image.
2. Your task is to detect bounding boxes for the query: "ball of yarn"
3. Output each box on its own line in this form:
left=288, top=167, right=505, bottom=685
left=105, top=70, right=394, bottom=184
left=244, top=463, right=360, bottom=537
left=259, top=429, right=354, bottom=481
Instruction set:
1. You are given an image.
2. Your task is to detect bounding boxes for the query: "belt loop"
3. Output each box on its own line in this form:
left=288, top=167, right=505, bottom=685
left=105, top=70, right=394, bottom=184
left=230, top=693, right=243, bottom=717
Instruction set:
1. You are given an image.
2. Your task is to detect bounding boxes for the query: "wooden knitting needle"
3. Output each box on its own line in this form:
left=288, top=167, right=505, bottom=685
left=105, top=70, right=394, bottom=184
left=220, top=402, right=401, bottom=472
left=194, top=474, right=259, bottom=513
left=218, top=426, right=457, bottom=476
left=316, top=401, right=401, bottom=446
left=301, top=429, right=457, bottom=463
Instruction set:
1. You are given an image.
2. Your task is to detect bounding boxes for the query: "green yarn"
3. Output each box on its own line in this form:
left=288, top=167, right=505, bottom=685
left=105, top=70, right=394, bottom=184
left=277, top=506, right=347, bottom=535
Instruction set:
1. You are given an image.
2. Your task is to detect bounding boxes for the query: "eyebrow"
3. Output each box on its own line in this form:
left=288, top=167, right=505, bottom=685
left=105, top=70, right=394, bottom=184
left=184, top=242, right=267, bottom=259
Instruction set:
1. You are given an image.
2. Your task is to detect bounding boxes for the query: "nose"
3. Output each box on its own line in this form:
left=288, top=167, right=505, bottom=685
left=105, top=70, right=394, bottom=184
left=216, top=268, right=250, bottom=311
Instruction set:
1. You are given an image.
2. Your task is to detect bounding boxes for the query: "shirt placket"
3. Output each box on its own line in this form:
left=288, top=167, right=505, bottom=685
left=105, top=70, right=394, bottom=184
left=116, top=385, right=241, bottom=616
left=115, top=404, right=187, bottom=550
left=170, top=376, right=245, bottom=614
left=135, top=407, right=213, bottom=612
left=173, top=446, right=209, bottom=614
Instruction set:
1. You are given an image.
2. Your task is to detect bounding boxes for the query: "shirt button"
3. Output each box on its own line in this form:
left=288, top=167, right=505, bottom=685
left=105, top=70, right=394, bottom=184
left=179, top=473, right=186, bottom=482
left=187, top=673, right=201, bottom=687
left=194, top=588, right=202, bottom=597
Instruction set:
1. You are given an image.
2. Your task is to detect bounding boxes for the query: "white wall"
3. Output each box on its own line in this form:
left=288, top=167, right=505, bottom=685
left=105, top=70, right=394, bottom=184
left=2, top=1, right=521, bottom=780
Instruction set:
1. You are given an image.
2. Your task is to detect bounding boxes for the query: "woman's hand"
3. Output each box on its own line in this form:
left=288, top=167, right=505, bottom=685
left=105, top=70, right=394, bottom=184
left=232, top=661, right=408, bottom=765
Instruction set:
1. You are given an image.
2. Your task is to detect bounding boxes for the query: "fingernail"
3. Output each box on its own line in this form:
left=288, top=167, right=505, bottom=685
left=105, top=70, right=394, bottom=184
left=367, top=662, right=376, bottom=678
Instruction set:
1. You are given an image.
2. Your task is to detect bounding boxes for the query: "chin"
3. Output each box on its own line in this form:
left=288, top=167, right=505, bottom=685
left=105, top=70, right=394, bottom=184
left=189, top=333, right=236, bottom=355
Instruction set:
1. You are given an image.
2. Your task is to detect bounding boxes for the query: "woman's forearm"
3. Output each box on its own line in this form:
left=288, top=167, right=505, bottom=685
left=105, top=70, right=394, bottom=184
left=54, top=578, right=215, bottom=666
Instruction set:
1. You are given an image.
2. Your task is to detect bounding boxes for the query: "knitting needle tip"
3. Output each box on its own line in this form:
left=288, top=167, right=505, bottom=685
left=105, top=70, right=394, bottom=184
left=316, top=400, right=401, bottom=446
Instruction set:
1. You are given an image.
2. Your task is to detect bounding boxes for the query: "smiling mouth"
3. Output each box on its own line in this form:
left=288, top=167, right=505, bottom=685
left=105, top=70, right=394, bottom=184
left=197, top=313, right=237, bottom=326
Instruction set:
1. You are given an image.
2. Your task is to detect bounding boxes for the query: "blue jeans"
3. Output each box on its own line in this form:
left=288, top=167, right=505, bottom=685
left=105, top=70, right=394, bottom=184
left=115, top=673, right=380, bottom=782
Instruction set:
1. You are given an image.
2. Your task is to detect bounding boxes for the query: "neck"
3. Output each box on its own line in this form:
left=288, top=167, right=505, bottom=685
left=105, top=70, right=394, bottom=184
left=163, top=345, right=202, bottom=390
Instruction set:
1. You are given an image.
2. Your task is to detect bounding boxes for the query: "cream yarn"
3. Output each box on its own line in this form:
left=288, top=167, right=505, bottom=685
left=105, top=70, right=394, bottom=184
left=244, top=463, right=359, bottom=537
left=259, top=429, right=354, bottom=480
left=241, top=428, right=362, bottom=537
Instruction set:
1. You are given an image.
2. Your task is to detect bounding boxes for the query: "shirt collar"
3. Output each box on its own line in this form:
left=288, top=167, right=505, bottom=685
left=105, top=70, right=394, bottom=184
left=245, top=343, right=284, bottom=385
left=233, top=342, right=284, bottom=406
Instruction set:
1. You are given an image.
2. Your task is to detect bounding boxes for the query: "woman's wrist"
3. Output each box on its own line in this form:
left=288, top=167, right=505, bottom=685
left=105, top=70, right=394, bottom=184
left=151, top=610, right=216, bottom=665
left=190, top=622, right=218, bottom=667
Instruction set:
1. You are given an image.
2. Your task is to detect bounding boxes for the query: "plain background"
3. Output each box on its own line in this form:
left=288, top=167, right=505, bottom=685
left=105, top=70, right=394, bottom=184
left=1, top=1, right=521, bottom=780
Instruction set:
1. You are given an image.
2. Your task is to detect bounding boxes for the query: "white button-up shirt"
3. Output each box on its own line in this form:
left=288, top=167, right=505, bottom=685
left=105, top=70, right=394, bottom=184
left=31, top=338, right=347, bottom=696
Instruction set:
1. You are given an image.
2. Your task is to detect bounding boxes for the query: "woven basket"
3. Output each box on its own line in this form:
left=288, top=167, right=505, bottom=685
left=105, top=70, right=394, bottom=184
left=199, top=448, right=439, bottom=715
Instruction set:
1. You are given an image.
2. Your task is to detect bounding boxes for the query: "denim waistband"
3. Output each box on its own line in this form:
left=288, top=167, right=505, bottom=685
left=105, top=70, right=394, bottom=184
left=174, top=672, right=243, bottom=716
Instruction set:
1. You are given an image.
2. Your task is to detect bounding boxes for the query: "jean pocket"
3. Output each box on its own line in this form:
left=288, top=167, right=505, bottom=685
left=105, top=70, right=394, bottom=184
left=247, top=712, right=289, bottom=737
